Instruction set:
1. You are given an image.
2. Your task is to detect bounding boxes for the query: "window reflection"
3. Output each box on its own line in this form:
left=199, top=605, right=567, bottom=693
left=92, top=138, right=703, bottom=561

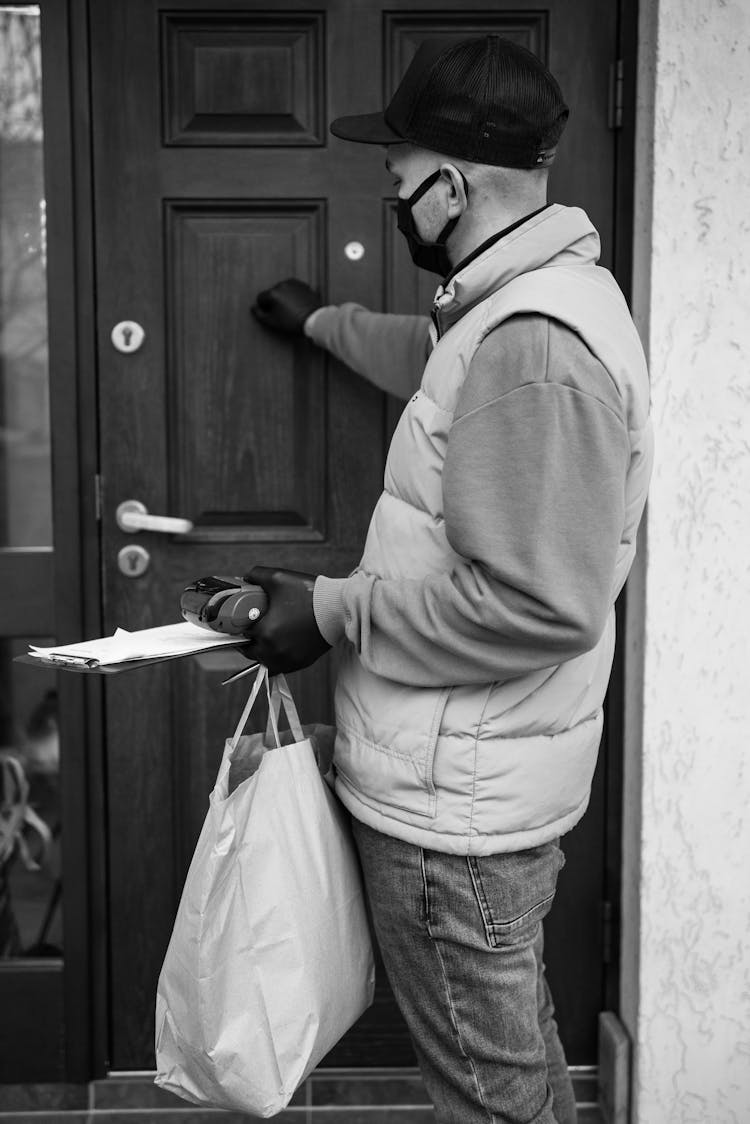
left=0, top=4, right=51, bottom=548
left=1, top=640, right=61, bottom=958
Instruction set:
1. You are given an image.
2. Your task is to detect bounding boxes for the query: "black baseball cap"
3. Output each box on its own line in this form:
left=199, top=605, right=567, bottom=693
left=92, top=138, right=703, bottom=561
left=330, top=36, right=569, bottom=169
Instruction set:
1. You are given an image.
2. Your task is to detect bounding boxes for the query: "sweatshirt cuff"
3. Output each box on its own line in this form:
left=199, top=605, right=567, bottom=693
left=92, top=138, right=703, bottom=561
left=303, top=305, right=337, bottom=342
left=313, top=576, right=347, bottom=646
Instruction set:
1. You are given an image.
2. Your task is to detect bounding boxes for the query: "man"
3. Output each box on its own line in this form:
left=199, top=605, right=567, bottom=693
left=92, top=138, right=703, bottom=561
left=245, top=36, right=653, bottom=1124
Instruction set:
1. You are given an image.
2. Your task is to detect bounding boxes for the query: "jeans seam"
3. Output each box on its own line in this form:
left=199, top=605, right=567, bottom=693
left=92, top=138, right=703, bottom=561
left=420, top=851, right=494, bottom=1124
left=466, top=856, right=495, bottom=947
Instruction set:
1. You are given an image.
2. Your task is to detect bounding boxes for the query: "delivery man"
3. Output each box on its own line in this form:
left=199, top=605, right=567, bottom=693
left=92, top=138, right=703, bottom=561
left=244, top=35, right=653, bottom=1124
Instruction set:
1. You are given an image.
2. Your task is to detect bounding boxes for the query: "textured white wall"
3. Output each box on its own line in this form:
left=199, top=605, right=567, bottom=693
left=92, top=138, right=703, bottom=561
left=632, top=0, right=750, bottom=1120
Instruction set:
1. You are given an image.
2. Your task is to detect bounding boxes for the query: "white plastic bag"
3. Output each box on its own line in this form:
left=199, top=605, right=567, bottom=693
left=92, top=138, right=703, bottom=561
left=155, top=666, right=375, bottom=1117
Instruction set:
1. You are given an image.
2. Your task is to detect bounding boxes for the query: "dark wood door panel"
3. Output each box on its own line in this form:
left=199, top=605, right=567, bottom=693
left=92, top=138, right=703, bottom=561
left=160, top=10, right=328, bottom=147
left=91, top=0, right=619, bottom=1070
left=165, top=201, right=328, bottom=538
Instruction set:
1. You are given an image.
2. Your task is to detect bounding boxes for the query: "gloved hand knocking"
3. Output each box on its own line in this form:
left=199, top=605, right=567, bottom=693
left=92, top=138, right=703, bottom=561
left=250, top=278, right=323, bottom=336
left=242, top=566, right=331, bottom=676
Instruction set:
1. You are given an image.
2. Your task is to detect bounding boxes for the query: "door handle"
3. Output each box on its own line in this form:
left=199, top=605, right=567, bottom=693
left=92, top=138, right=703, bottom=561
left=116, top=499, right=193, bottom=535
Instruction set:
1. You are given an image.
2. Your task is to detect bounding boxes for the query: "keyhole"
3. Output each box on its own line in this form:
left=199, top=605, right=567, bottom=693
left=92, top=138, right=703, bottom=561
left=111, top=320, right=145, bottom=353
left=117, top=544, right=149, bottom=577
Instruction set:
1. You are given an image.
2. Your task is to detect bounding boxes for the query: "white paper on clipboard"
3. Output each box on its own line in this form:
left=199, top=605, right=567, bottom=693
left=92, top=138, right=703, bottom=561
left=27, top=623, right=247, bottom=668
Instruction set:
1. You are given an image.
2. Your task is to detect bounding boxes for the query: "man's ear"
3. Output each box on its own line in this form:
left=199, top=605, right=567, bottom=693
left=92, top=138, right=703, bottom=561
left=440, top=164, right=469, bottom=215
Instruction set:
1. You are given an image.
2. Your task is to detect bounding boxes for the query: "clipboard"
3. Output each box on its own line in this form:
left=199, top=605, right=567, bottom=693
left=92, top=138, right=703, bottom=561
left=15, top=623, right=254, bottom=676
left=14, top=648, right=252, bottom=675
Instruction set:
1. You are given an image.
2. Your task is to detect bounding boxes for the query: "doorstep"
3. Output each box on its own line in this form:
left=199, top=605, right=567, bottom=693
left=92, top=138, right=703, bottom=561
left=0, top=1067, right=604, bottom=1121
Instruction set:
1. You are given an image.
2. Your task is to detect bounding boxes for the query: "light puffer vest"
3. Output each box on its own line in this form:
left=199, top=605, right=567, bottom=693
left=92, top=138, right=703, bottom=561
left=333, top=205, right=653, bottom=855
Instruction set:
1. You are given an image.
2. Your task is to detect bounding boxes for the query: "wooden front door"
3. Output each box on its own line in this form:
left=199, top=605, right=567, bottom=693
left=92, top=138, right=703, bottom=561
left=90, top=0, right=622, bottom=1072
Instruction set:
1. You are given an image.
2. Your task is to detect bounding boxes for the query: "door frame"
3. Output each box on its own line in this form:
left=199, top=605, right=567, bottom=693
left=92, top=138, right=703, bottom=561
left=40, top=0, right=107, bottom=1081
left=40, top=0, right=642, bottom=1081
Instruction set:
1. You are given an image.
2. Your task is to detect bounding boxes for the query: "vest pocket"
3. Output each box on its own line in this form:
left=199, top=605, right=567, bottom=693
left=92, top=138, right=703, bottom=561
left=334, top=654, right=450, bottom=820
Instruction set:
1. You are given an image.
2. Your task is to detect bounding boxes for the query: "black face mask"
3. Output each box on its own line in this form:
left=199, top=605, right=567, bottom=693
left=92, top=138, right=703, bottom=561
left=396, top=168, right=469, bottom=277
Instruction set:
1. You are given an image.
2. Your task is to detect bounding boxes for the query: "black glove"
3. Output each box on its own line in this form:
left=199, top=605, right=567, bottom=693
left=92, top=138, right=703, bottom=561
left=250, top=278, right=323, bottom=336
left=242, top=565, right=330, bottom=676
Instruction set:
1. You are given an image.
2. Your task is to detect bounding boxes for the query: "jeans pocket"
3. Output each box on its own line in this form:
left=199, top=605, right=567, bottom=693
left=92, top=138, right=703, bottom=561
left=467, top=842, right=565, bottom=949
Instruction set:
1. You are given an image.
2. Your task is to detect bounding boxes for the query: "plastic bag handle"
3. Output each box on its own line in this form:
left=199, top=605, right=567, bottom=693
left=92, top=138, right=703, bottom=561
left=265, top=674, right=304, bottom=748
left=229, top=665, right=268, bottom=751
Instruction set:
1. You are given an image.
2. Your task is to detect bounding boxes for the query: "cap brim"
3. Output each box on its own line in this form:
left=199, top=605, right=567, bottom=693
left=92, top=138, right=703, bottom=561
left=329, top=111, right=404, bottom=145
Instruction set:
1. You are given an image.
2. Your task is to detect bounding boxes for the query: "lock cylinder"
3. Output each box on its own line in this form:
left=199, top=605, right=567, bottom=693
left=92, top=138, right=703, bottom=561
left=118, top=544, right=150, bottom=577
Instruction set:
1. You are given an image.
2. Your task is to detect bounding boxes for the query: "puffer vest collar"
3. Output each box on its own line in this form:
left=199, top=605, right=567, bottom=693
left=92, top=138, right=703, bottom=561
left=431, top=205, right=600, bottom=338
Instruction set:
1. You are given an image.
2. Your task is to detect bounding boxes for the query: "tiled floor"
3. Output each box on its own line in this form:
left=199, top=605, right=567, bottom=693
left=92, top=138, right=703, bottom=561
left=0, top=1116, right=604, bottom=1123
left=0, top=1069, right=605, bottom=1121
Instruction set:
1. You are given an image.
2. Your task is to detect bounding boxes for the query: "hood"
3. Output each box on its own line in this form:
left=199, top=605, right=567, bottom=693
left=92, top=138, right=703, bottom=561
left=432, top=205, right=601, bottom=336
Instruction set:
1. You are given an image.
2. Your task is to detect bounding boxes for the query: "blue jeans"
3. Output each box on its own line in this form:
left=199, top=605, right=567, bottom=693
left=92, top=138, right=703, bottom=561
left=352, top=819, right=577, bottom=1124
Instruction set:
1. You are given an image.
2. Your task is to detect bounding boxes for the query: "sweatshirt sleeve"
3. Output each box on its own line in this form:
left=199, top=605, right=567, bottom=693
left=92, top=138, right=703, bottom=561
left=314, top=315, right=632, bottom=687
left=305, top=302, right=431, bottom=400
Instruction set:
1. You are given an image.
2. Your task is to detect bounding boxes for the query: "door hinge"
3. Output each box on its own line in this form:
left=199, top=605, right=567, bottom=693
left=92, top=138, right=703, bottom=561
left=602, top=899, right=614, bottom=963
left=608, top=59, right=624, bottom=129
left=94, top=473, right=104, bottom=521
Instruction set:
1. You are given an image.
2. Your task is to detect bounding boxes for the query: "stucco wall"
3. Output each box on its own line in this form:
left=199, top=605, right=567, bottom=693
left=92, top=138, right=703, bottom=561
left=629, top=0, right=750, bottom=1120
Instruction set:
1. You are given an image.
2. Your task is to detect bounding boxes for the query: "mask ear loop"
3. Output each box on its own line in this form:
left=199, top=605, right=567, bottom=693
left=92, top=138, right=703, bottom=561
left=405, top=168, right=443, bottom=207
left=405, top=166, right=469, bottom=209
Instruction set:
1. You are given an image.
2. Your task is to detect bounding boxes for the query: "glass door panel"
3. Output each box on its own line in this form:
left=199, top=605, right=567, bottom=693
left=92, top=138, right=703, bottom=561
left=2, top=641, right=60, bottom=958
left=0, top=4, right=51, bottom=547
left=0, top=3, right=63, bottom=1083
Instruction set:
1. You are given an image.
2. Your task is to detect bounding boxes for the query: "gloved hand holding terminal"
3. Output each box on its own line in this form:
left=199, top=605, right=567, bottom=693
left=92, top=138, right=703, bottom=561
left=181, top=568, right=331, bottom=677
